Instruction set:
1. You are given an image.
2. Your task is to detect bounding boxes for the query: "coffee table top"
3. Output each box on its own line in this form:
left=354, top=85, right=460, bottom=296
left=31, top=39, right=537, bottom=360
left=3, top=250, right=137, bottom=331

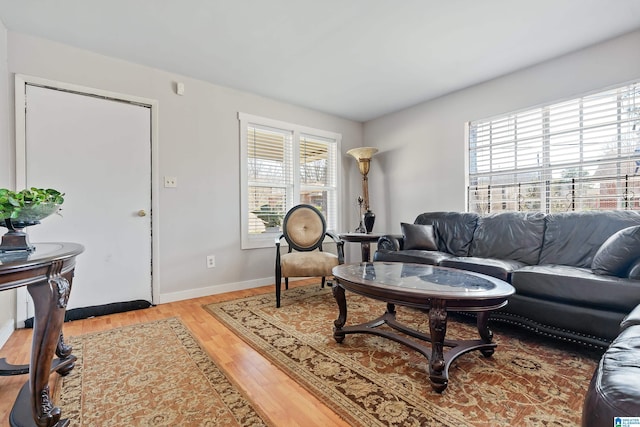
left=332, top=262, right=515, bottom=311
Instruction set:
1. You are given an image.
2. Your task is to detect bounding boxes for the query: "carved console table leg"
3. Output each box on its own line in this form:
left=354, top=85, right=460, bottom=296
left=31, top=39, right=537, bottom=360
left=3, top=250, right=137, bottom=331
left=23, top=260, right=72, bottom=427
left=428, top=299, right=448, bottom=393
left=332, top=285, right=347, bottom=343
left=360, top=241, right=371, bottom=262
left=2, top=242, right=83, bottom=427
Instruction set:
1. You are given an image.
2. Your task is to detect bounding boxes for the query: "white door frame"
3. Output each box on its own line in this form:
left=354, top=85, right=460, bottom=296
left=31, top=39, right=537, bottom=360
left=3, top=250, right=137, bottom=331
left=14, top=74, right=161, bottom=325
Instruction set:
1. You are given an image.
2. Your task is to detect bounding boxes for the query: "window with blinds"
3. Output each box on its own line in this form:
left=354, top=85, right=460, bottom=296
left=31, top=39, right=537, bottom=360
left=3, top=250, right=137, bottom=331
left=239, top=113, right=341, bottom=249
left=468, top=81, right=640, bottom=213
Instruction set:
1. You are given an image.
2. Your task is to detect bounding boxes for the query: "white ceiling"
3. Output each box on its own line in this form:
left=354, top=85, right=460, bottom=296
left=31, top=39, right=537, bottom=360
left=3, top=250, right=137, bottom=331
left=1, top=0, right=640, bottom=122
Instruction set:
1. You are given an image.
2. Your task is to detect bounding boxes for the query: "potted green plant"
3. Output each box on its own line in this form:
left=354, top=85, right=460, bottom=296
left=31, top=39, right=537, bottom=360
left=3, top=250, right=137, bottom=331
left=0, top=187, right=64, bottom=252
left=252, top=204, right=283, bottom=232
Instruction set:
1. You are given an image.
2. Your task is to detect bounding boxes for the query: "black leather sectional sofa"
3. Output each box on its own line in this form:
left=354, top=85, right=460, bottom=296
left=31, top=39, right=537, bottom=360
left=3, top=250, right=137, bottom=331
left=373, top=210, right=640, bottom=348
left=582, top=304, right=640, bottom=426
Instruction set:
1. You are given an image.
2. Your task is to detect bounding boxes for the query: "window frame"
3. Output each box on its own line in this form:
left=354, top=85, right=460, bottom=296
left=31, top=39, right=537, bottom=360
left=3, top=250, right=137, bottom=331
left=239, top=112, right=342, bottom=249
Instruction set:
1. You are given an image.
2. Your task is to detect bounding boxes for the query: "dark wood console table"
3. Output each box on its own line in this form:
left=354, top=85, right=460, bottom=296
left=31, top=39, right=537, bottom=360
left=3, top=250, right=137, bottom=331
left=0, top=242, right=84, bottom=427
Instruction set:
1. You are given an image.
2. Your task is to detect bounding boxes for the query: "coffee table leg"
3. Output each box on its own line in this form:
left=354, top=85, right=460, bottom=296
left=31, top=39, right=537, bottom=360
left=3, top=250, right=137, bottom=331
left=428, top=299, right=448, bottom=392
left=477, top=311, right=495, bottom=357
left=386, top=303, right=395, bottom=315
left=332, top=285, right=347, bottom=343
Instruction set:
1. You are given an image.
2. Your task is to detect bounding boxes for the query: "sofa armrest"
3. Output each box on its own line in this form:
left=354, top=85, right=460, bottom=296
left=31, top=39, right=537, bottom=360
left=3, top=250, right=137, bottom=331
left=621, top=304, right=640, bottom=331
left=627, top=259, right=640, bottom=280
left=377, top=234, right=404, bottom=251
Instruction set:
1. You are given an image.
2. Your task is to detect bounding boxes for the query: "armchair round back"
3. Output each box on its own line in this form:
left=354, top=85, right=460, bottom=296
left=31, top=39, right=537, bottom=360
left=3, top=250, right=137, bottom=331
left=282, top=204, right=326, bottom=252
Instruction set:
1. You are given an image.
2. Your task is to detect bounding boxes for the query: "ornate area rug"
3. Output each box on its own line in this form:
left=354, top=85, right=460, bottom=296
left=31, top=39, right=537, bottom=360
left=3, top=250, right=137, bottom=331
left=55, top=317, right=272, bottom=426
left=206, top=285, right=602, bottom=427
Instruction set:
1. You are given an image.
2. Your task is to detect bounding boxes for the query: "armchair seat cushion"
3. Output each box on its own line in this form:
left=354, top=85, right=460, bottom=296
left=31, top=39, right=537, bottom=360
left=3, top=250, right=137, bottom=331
left=281, top=251, right=339, bottom=277
left=439, top=257, right=525, bottom=282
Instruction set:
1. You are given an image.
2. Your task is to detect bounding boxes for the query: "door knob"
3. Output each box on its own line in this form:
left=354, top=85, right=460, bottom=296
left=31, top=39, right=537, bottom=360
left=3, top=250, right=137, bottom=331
left=137, top=210, right=147, bottom=217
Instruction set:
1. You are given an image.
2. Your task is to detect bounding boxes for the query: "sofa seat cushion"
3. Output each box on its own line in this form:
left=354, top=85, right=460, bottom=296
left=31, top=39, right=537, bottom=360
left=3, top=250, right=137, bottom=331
left=512, top=265, right=640, bottom=312
left=439, top=257, right=525, bottom=282
left=373, top=249, right=452, bottom=265
left=582, top=324, right=640, bottom=424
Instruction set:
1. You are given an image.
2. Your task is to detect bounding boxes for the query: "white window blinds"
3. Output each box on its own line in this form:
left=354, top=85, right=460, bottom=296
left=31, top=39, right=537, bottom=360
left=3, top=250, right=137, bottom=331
left=240, top=113, right=341, bottom=249
left=468, top=81, right=640, bottom=213
left=247, top=124, right=292, bottom=235
left=299, top=134, right=337, bottom=227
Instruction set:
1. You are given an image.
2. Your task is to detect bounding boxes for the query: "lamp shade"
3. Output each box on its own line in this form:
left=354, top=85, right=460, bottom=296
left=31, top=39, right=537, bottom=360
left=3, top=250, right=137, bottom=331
left=347, top=147, right=378, bottom=176
left=347, top=147, right=378, bottom=162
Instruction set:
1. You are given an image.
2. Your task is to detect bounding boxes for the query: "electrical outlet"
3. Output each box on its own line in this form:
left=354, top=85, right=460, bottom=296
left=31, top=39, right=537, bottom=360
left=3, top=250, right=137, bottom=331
left=164, top=176, right=177, bottom=188
left=206, top=255, right=215, bottom=268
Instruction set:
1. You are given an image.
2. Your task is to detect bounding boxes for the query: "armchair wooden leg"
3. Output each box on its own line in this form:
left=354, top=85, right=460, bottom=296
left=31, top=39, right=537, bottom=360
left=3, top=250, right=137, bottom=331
left=321, top=277, right=326, bottom=288
left=275, top=268, right=282, bottom=308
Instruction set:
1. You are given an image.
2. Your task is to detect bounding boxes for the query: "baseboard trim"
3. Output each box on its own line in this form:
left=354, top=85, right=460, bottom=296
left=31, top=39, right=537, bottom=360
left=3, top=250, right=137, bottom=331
left=158, top=277, right=309, bottom=304
left=0, top=319, right=15, bottom=349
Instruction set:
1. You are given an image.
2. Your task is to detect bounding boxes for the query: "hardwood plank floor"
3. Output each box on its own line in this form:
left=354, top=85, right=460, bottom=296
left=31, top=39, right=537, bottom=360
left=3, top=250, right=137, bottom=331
left=0, top=279, right=349, bottom=427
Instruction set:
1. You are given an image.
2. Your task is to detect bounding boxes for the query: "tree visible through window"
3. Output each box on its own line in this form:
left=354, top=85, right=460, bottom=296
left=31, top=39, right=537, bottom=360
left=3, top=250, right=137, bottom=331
left=467, top=81, right=640, bottom=213
left=239, top=113, right=340, bottom=249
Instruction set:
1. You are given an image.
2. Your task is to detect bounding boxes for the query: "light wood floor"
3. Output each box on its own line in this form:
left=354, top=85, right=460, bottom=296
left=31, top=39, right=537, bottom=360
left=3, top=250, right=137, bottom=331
left=0, top=279, right=349, bottom=427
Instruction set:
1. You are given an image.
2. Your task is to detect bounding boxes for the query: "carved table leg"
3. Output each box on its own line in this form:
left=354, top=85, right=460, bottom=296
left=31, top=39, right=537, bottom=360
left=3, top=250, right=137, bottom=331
left=476, top=311, right=495, bottom=357
left=428, top=299, right=448, bottom=393
left=386, top=303, right=395, bottom=316
left=23, top=261, right=72, bottom=427
left=332, top=285, right=347, bottom=343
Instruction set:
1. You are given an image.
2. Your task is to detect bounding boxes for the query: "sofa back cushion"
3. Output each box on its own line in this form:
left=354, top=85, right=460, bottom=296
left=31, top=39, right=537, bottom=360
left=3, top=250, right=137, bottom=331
left=591, top=225, right=640, bottom=277
left=469, top=212, right=546, bottom=264
left=539, top=210, right=640, bottom=268
left=414, top=212, right=479, bottom=256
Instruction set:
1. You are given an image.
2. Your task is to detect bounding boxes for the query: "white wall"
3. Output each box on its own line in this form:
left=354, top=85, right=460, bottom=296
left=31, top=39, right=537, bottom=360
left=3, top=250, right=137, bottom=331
left=364, top=30, right=640, bottom=234
left=0, top=19, right=16, bottom=347
left=4, top=32, right=364, bottom=310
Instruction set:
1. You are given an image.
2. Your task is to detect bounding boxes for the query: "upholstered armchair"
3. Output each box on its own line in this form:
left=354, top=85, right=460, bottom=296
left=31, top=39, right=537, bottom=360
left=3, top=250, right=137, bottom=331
left=275, top=204, right=344, bottom=307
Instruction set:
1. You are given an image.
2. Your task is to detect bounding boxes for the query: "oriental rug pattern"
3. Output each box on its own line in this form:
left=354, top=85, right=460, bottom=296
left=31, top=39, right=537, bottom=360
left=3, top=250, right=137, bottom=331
left=206, top=284, right=602, bottom=427
left=55, top=317, right=272, bottom=426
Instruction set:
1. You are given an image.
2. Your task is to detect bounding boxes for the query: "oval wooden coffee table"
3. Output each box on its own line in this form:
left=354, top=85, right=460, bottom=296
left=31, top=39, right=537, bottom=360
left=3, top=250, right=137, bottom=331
left=332, top=262, right=515, bottom=393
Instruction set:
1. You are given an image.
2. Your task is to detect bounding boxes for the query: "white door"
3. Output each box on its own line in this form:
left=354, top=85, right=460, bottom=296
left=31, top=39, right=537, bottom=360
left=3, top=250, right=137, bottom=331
left=16, top=81, right=154, bottom=320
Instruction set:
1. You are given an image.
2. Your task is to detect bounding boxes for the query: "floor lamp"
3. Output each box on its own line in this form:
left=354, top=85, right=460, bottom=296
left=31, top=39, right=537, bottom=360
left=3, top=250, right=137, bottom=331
left=347, top=147, right=378, bottom=233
